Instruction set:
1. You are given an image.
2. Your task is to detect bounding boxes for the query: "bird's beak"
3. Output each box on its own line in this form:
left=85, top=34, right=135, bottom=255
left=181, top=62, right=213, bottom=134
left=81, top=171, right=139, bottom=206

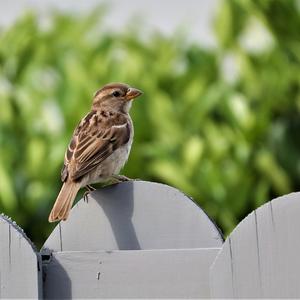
left=125, top=87, right=143, bottom=101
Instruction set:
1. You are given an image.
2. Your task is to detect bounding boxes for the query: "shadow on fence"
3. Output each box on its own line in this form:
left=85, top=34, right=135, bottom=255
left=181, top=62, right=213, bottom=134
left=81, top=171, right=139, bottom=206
left=0, top=180, right=299, bottom=298
left=95, top=184, right=141, bottom=250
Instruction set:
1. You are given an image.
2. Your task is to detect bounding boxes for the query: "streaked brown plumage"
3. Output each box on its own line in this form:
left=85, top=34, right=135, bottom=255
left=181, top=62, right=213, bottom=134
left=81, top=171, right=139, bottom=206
left=48, top=83, right=143, bottom=222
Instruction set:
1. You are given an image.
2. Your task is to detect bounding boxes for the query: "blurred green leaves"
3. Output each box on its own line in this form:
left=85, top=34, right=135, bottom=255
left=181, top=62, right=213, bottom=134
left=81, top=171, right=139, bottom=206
left=0, top=0, right=299, bottom=247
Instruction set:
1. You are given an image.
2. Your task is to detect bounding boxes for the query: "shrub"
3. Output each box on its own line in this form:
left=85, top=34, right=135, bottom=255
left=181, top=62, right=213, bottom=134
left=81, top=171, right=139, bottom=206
left=0, top=1, right=299, bottom=246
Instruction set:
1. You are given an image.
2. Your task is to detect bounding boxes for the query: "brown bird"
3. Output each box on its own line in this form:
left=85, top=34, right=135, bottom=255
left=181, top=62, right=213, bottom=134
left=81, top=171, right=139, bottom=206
left=48, top=83, right=143, bottom=222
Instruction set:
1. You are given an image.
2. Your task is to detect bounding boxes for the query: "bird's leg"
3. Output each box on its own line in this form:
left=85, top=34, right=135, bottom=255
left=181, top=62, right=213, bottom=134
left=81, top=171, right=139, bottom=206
left=83, top=185, right=96, bottom=202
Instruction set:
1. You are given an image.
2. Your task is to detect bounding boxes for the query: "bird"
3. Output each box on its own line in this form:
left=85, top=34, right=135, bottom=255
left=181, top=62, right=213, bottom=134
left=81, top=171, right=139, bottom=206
left=48, top=83, right=143, bottom=222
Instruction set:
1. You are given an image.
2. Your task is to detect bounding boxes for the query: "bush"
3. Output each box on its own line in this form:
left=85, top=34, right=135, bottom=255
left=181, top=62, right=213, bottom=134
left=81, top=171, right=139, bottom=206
left=0, top=1, right=299, bottom=247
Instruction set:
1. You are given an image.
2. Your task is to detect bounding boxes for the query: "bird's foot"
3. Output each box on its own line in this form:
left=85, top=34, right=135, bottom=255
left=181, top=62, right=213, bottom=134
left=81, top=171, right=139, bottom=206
left=83, top=185, right=96, bottom=202
left=109, top=175, right=131, bottom=184
left=111, top=175, right=132, bottom=183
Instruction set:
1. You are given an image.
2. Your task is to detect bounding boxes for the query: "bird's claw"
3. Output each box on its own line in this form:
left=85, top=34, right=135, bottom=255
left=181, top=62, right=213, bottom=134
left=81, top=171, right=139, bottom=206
left=83, top=185, right=96, bottom=202
left=83, top=191, right=89, bottom=203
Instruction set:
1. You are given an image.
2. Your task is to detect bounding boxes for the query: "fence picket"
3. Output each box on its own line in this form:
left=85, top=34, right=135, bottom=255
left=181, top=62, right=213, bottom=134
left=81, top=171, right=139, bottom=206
left=210, top=192, right=300, bottom=298
left=42, top=181, right=223, bottom=252
left=0, top=215, right=42, bottom=298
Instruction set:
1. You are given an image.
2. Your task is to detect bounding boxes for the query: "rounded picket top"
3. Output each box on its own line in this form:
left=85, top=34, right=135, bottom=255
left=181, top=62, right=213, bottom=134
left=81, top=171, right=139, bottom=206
left=0, top=214, right=41, bottom=298
left=210, top=191, right=300, bottom=298
left=43, top=181, right=223, bottom=252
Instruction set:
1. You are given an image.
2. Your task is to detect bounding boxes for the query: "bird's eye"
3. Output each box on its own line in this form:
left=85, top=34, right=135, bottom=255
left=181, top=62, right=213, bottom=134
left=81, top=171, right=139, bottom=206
left=112, top=91, right=121, bottom=97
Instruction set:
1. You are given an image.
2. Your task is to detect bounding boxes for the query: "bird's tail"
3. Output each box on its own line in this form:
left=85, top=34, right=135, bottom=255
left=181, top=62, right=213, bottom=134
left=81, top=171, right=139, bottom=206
left=48, top=181, right=81, bottom=223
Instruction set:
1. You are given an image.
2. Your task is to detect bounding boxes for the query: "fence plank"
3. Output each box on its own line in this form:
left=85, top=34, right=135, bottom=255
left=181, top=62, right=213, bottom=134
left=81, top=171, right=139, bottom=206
left=43, top=181, right=223, bottom=251
left=43, top=248, right=220, bottom=299
left=210, top=192, right=300, bottom=298
left=0, top=215, right=42, bottom=299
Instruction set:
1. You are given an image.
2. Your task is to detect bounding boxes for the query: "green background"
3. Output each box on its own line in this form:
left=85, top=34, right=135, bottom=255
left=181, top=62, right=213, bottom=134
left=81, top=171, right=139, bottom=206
left=0, top=0, right=299, bottom=247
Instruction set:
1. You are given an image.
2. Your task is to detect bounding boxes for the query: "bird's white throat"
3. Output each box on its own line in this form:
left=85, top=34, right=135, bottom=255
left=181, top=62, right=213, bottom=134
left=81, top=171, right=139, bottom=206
left=123, top=101, right=132, bottom=113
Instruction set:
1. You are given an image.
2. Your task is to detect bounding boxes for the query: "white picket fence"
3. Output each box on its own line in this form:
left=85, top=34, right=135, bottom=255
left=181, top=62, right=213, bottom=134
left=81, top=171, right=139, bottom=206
left=0, top=181, right=300, bottom=298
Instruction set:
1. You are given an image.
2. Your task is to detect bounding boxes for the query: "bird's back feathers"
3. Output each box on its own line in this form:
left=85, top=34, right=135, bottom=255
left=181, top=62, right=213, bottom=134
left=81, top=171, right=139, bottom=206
left=61, top=110, right=131, bottom=182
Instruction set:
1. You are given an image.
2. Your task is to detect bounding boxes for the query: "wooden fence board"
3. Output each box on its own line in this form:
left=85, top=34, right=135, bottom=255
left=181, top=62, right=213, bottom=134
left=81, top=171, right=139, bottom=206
left=43, top=181, right=223, bottom=251
left=210, top=192, right=300, bottom=298
left=4, top=181, right=300, bottom=298
left=0, top=215, right=42, bottom=299
left=43, top=248, right=220, bottom=299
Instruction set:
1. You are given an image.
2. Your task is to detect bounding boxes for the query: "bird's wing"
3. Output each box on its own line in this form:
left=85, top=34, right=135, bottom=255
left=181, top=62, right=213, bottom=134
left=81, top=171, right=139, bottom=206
left=61, top=110, right=131, bottom=182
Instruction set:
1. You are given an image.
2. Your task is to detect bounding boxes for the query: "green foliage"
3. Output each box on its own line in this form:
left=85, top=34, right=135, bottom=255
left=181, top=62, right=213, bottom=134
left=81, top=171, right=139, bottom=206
left=0, top=1, right=299, bottom=247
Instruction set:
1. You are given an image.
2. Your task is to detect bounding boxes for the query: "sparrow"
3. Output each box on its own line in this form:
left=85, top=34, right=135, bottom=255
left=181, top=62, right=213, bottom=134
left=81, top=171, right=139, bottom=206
left=48, top=83, right=143, bottom=222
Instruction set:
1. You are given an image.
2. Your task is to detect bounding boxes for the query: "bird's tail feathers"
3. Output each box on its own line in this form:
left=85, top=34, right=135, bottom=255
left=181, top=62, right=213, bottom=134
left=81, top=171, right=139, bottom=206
left=48, top=181, right=81, bottom=223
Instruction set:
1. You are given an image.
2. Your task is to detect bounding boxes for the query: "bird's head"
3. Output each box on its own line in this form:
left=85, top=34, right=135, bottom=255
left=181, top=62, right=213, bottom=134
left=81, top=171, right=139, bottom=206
left=92, top=83, right=143, bottom=112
